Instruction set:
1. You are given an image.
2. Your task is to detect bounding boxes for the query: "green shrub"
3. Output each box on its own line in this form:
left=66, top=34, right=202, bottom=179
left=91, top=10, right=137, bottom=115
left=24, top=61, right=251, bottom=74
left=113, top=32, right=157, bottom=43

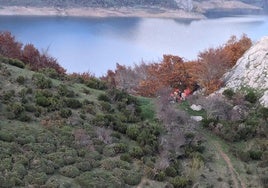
left=13, top=163, right=27, bottom=179
left=24, top=172, right=48, bottom=185
left=64, top=98, right=82, bottom=109
left=126, top=126, right=139, bottom=140
left=113, top=143, right=128, bottom=154
left=16, top=75, right=25, bottom=84
left=75, top=171, right=123, bottom=187
left=245, top=90, right=258, bottom=103
left=170, top=176, right=189, bottom=188
left=57, top=84, right=75, bottom=97
left=40, top=68, right=61, bottom=79
left=2, top=90, right=15, bottom=102
left=36, top=96, right=51, bottom=107
left=112, top=121, right=127, bottom=134
left=223, top=89, right=235, bottom=99
left=75, top=161, right=93, bottom=172
left=201, top=118, right=217, bottom=128
left=123, top=171, right=142, bottom=185
left=120, top=153, right=132, bottom=163
left=32, top=74, right=52, bottom=89
left=155, top=171, right=166, bottom=181
left=102, top=145, right=116, bottom=157
left=6, top=58, right=25, bottom=68
left=249, top=150, right=263, bottom=160
left=59, top=165, right=80, bottom=178
left=45, top=176, right=61, bottom=188
left=46, top=152, right=65, bottom=169
left=60, top=108, right=72, bottom=118
left=18, top=113, right=31, bottom=122
left=24, top=104, right=36, bottom=112
left=0, top=158, right=13, bottom=171
left=98, top=93, right=110, bottom=102
left=7, top=102, right=25, bottom=117
left=0, top=131, right=15, bottom=142
left=86, top=77, right=107, bottom=90
left=130, top=146, right=143, bottom=159
left=99, top=101, right=113, bottom=112
left=259, top=107, right=268, bottom=119
left=165, top=166, right=178, bottom=177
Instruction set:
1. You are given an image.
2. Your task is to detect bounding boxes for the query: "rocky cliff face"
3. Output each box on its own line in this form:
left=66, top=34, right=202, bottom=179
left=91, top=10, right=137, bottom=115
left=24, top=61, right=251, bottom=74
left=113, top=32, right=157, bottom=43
left=223, top=36, right=268, bottom=107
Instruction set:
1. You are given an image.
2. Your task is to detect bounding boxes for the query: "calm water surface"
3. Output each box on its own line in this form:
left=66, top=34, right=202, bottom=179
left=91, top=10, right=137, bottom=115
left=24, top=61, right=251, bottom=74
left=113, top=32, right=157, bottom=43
left=0, top=15, right=267, bottom=76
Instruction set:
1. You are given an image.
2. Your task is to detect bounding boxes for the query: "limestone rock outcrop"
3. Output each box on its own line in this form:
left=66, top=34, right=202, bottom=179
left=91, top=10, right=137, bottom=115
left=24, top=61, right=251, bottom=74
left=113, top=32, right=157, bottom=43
left=223, top=36, right=268, bottom=107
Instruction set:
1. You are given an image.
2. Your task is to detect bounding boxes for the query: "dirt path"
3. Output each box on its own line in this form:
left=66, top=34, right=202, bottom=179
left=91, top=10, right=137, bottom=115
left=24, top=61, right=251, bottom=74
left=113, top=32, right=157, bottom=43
left=214, top=142, right=246, bottom=188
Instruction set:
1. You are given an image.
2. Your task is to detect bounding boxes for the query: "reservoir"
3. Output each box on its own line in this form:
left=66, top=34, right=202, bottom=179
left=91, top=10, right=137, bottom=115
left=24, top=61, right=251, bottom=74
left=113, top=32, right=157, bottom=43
left=0, top=15, right=267, bottom=76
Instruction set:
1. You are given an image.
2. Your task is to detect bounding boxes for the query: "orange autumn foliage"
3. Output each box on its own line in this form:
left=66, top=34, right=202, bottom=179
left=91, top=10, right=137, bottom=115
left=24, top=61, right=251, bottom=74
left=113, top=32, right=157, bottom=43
left=103, top=35, right=252, bottom=97
left=193, top=35, right=252, bottom=94
left=0, top=31, right=66, bottom=74
left=137, top=55, right=197, bottom=97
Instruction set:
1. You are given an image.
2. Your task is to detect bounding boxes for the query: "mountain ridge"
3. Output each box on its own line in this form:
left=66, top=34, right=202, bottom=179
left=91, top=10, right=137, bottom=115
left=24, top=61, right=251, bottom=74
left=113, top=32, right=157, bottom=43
left=0, top=0, right=265, bottom=18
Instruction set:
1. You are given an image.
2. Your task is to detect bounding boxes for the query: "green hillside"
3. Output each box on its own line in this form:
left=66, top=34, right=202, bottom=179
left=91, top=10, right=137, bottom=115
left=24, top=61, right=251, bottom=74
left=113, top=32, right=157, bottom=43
left=0, top=61, right=165, bottom=187
left=1, top=59, right=267, bottom=187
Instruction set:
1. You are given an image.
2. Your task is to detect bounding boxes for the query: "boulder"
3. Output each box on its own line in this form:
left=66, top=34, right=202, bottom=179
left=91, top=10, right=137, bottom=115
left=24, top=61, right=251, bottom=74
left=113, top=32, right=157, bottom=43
left=191, top=116, right=203, bottom=122
left=190, top=104, right=202, bottom=111
left=223, top=36, right=268, bottom=106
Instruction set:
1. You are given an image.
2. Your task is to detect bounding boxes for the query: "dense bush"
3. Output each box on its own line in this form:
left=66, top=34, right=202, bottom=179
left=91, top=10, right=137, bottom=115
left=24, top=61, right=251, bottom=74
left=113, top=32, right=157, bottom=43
left=123, top=171, right=142, bottom=186
left=0, top=56, right=25, bottom=68
left=59, top=165, right=80, bottom=178
left=165, top=166, right=178, bottom=177
left=32, top=74, right=52, bottom=89
left=75, top=162, right=93, bottom=172
left=16, top=75, right=25, bottom=84
left=249, top=150, right=263, bottom=160
left=86, top=77, right=107, bottom=90
left=64, top=98, right=82, bottom=109
left=223, top=88, right=235, bottom=99
left=98, top=93, right=111, bottom=102
left=126, top=125, right=139, bottom=140
left=57, top=84, right=75, bottom=97
left=2, top=90, right=15, bottom=102
left=170, top=176, right=189, bottom=188
left=40, top=68, right=62, bottom=79
left=8, top=58, right=25, bottom=68
left=60, top=108, right=72, bottom=118
left=113, top=143, right=128, bottom=154
left=75, top=171, right=123, bottom=187
left=245, top=90, right=258, bottom=103
left=120, top=153, right=132, bottom=163
left=130, top=146, right=143, bottom=159
left=36, top=96, right=51, bottom=107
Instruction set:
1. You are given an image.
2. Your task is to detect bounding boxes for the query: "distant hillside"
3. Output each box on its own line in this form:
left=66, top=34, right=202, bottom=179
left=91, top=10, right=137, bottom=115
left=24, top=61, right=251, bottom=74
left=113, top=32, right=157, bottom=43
left=0, top=0, right=266, bottom=13
left=0, top=0, right=179, bottom=9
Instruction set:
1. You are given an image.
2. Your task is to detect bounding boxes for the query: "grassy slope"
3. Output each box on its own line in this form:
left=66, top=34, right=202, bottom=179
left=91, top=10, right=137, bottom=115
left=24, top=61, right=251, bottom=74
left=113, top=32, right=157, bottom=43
left=0, top=62, right=165, bottom=187
left=0, top=62, right=267, bottom=188
left=180, top=95, right=268, bottom=188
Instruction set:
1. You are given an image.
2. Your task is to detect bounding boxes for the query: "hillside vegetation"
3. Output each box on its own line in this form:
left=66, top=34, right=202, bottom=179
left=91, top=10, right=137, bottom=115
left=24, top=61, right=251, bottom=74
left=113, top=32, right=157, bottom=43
left=0, top=32, right=267, bottom=187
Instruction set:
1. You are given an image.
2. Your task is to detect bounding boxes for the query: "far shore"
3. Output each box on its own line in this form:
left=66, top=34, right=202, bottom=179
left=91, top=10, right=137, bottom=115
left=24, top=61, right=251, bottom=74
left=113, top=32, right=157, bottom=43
left=0, top=6, right=205, bottom=19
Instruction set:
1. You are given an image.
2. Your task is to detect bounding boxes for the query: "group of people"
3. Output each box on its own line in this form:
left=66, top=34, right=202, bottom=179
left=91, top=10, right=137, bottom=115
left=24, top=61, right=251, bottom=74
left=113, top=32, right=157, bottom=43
left=169, top=88, right=191, bottom=103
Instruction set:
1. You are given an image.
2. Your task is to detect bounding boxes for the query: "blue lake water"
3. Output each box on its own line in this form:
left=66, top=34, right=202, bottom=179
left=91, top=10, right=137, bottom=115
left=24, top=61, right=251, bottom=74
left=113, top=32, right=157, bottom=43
left=0, top=15, right=267, bottom=76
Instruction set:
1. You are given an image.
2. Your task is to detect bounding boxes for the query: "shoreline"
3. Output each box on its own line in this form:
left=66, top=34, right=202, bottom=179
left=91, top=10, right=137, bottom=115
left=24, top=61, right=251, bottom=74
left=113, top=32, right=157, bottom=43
left=0, top=6, right=205, bottom=20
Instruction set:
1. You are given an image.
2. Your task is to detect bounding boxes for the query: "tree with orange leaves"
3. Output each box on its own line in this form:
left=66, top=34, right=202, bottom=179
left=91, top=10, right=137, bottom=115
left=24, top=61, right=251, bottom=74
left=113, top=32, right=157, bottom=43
left=193, top=35, right=252, bottom=94
left=137, top=55, right=196, bottom=97
left=0, top=31, right=22, bottom=59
